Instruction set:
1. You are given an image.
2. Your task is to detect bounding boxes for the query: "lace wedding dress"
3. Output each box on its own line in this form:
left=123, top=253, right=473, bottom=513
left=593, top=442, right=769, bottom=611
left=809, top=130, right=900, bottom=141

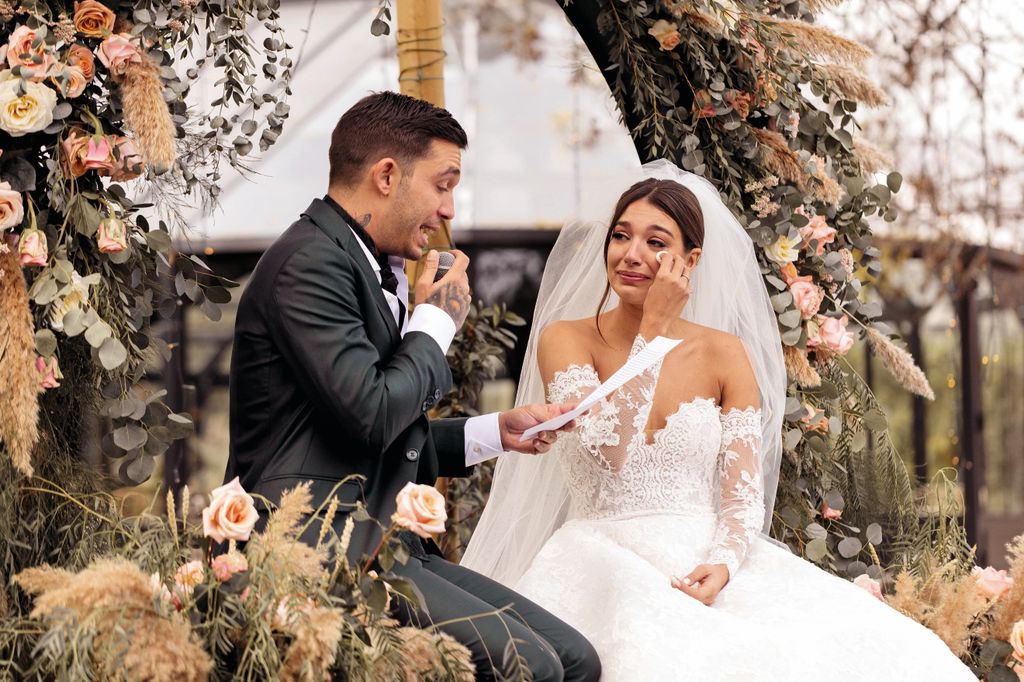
left=513, top=337, right=976, bottom=681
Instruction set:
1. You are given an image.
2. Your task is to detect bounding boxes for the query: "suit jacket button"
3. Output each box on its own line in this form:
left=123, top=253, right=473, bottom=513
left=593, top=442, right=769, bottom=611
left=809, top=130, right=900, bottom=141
left=405, top=448, right=419, bottom=462
left=422, top=400, right=431, bottom=412
left=433, top=388, right=442, bottom=401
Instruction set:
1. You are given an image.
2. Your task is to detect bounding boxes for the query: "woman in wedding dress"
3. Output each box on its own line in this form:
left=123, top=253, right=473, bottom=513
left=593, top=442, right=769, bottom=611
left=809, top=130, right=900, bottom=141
left=461, top=161, right=976, bottom=681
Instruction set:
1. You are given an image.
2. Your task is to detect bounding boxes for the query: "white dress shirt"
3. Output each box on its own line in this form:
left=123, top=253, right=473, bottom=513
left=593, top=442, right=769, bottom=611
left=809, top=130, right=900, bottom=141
left=349, top=229, right=504, bottom=466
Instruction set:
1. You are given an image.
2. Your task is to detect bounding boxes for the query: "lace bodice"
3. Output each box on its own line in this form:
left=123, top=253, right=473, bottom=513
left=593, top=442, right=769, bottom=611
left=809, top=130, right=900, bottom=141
left=546, top=336, right=765, bottom=576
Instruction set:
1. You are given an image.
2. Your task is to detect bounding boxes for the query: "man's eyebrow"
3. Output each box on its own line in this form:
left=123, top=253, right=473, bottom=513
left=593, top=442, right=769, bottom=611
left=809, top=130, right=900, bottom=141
left=438, top=166, right=461, bottom=178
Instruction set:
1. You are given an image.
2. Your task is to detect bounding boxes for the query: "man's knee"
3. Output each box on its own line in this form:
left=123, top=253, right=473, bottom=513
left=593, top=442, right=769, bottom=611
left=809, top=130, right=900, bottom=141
left=559, top=631, right=601, bottom=682
left=521, top=641, right=564, bottom=682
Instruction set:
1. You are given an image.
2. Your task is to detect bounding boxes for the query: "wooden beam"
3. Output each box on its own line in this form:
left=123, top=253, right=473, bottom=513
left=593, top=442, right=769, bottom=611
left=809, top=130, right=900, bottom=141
left=957, top=285, right=986, bottom=563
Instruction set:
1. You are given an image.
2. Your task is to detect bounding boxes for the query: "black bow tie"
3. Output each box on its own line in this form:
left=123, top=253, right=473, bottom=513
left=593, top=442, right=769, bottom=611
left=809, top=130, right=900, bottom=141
left=322, top=196, right=399, bottom=295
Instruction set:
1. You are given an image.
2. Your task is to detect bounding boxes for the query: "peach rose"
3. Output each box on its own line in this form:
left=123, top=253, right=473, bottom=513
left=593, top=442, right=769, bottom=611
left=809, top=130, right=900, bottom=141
left=50, top=64, right=87, bottom=99
left=0, top=181, right=24, bottom=230
left=648, top=19, right=682, bottom=51
left=1010, top=620, right=1024, bottom=660
left=73, top=0, right=116, bottom=38
left=210, top=551, right=248, bottom=582
left=173, top=559, right=205, bottom=598
left=821, top=502, right=842, bottom=521
left=391, top=482, right=447, bottom=538
left=972, top=565, right=1014, bottom=599
left=789, top=276, right=824, bottom=320
left=202, top=476, right=259, bottom=543
left=97, top=216, right=127, bottom=253
left=778, top=262, right=800, bottom=285
left=110, top=136, right=144, bottom=181
left=19, top=228, right=47, bottom=266
left=96, top=33, right=142, bottom=78
left=83, top=135, right=114, bottom=174
left=3, top=25, right=55, bottom=81
left=35, top=355, right=62, bottom=390
left=808, top=315, right=855, bottom=355
left=61, top=128, right=91, bottom=178
left=799, top=214, right=837, bottom=256
left=67, top=44, right=95, bottom=81
left=853, top=574, right=883, bottom=601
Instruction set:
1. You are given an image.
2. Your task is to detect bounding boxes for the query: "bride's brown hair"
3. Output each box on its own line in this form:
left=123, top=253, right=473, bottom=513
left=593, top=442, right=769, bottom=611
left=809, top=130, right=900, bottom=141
left=595, top=178, right=705, bottom=338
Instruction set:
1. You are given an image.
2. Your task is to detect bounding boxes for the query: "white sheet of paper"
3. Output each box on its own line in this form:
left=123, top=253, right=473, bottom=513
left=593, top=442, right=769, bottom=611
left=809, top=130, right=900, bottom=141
left=520, top=336, right=682, bottom=442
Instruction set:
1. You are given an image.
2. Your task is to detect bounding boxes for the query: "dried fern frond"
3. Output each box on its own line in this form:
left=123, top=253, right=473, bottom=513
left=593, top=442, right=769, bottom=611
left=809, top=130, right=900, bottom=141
left=762, top=16, right=872, bottom=64
left=0, top=247, right=39, bottom=477
left=752, top=128, right=809, bottom=189
left=783, top=345, right=822, bottom=388
left=814, top=63, right=889, bottom=107
left=865, top=327, right=935, bottom=399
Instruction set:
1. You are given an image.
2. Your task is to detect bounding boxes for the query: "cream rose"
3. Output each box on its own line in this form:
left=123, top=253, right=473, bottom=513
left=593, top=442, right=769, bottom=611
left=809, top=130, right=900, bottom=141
left=73, top=0, right=116, bottom=38
left=0, top=75, right=57, bottom=137
left=210, top=551, right=248, bottom=582
left=789, top=276, right=824, bottom=320
left=202, top=476, right=259, bottom=543
left=853, top=574, right=883, bottom=601
left=391, top=482, right=447, bottom=538
left=173, top=559, right=206, bottom=598
left=765, top=234, right=800, bottom=264
left=972, top=565, right=1014, bottom=599
left=0, top=181, right=24, bottom=231
left=96, top=34, right=142, bottom=78
left=19, top=228, right=47, bottom=266
left=3, top=26, right=55, bottom=81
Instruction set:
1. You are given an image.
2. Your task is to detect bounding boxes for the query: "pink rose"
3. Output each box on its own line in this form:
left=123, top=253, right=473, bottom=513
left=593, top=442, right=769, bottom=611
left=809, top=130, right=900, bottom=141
left=210, top=551, right=248, bottom=582
left=50, top=64, right=88, bottom=99
left=35, top=355, right=62, bottom=390
left=83, top=136, right=115, bottom=174
left=821, top=502, right=842, bottom=521
left=202, top=476, right=259, bottom=543
left=97, top=217, right=127, bottom=253
left=19, top=228, right=47, bottom=266
left=0, top=181, right=24, bottom=230
left=110, top=136, right=145, bottom=181
left=853, top=574, right=883, bottom=601
left=799, top=214, right=837, bottom=256
left=391, top=482, right=447, bottom=538
left=789, top=276, right=824, bottom=320
left=173, top=559, right=205, bottom=599
left=808, top=315, right=855, bottom=355
left=972, top=566, right=1014, bottom=599
left=96, top=34, right=142, bottom=78
left=3, top=25, right=55, bottom=81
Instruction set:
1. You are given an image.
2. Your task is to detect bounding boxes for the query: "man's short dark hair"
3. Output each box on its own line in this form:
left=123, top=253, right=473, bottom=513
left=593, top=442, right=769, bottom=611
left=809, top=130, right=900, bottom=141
left=328, top=91, right=468, bottom=187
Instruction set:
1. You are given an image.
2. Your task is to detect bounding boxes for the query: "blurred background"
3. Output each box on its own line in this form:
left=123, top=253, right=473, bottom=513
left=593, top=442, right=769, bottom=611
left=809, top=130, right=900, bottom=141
left=94, top=0, right=1021, bottom=566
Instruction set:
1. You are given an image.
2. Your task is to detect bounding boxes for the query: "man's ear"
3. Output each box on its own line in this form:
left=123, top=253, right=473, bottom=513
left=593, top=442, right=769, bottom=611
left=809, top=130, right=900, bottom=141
left=369, top=158, right=399, bottom=197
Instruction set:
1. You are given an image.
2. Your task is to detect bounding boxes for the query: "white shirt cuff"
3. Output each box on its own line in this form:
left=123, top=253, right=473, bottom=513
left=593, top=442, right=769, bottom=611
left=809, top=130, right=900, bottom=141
left=465, top=412, right=504, bottom=466
left=407, top=303, right=457, bottom=354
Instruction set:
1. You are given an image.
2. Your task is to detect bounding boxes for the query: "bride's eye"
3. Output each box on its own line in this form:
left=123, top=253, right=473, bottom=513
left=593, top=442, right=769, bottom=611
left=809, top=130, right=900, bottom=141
left=648, top=239, right=666, bottom=248
left=611, top=231, right=629, bottom=241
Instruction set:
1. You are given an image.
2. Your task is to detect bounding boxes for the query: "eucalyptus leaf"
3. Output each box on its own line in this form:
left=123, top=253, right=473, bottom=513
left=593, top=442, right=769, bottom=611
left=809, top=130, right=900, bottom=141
left=113, top=423, right=148, bottom=451
left=34, top=328, right=57, bottom=357
left=84, top=320, right=112, bottom=348
left=866, top=523, right=883, bottom=545
left=837, top=536, right=862, bottom=558
left=862, top=408, right=887, bottom=431
left=823, top=490, right=844, bottom=510
left=62, top=307, right=87, bottom=336
left=98, top=336, right=128, bottom=369
left=806, top=537, right=828, bottom=562
left=119, top=453, right=156, bottom=486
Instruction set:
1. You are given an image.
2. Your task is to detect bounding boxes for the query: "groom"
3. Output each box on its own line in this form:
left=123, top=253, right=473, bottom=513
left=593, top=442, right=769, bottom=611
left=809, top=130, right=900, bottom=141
left=225, top=91, right=600, bottom=681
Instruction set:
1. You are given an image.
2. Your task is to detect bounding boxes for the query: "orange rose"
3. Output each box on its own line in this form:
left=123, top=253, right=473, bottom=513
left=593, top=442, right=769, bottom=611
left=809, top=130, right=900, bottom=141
left=61, top=128, right=91, bottom=178
left=73, top=0, right=116, bottom=38
left=201, top=476, right=259, bottom=543
left=392, top=482, right=447, bottom=538
left=67, top=44, right=96, bottom=81
left=50, top=64, right=87, bottom=98
left=0, top=181, right=24, bottom=230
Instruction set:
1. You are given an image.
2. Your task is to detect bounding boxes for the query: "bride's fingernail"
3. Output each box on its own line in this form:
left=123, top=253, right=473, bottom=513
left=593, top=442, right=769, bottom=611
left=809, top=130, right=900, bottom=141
left=682, top=577, right=691, bottom=585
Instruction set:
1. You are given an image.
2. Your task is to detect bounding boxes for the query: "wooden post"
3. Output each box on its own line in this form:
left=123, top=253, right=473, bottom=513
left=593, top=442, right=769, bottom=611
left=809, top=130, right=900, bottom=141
left=957, top=279, right=986, bottom=563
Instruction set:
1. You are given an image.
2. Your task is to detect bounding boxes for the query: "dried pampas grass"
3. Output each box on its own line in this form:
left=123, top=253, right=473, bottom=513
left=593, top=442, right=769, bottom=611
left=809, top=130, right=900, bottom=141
left=762, top=17, right=872, bottom=65
left=752, top=128, right=808, bottom=190
left=375, top=627, right=475, bottom=682
left=853, top=138, right=894, bottom=173
left=247, top=482, right=326, bottom=585
left=991, top=535, right=1024, bottom=639
left=802, top=0, right=846, bottom=13
left=0, top=246, right=39, bottom=477
left=865, top=327, right=935, bottom=399
left=14, top=558, right=211, bottom=681
left=280, top=605, right=346, bottom=682
left=815, top=63, right=889, bottom=108
left=120, top=58, right=176, bottom=174
left=783, top=345, right=822, bottom=388
left=809, top=156, right=844, bottom=206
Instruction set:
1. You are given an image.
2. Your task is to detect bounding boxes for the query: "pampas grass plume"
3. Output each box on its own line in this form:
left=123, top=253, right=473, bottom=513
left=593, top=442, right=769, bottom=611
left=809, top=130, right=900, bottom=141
left=783, top=345, right=822, bottom=388
left=865, top=327, right=935, bottom=400
left=120, top=58, right=177, bottom=174
left=763, top=17, right=872, bottom=64
left=816, top=63, right=889, bottom=108
left=0, top=247, right=39, bottom=477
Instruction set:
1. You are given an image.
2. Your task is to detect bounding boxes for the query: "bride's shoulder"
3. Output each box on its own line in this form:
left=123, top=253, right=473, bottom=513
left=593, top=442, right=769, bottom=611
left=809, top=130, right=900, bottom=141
left=539, top=317, right=599, bottom=348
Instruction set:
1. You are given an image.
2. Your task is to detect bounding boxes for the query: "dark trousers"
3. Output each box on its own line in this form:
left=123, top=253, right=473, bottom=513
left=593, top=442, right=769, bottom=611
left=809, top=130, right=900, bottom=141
left=389, top=553, right=601, bottom=682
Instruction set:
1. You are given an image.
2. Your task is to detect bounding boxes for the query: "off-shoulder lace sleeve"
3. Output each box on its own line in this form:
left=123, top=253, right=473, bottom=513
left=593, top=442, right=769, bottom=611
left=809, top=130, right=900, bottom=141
left=546, top=335, right=661, bottom=472
left=707, top=408, right=764, bottom=577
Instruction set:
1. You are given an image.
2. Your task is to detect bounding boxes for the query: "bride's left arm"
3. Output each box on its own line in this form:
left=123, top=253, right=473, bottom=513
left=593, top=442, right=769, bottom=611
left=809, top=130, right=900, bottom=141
left=674, top=336, right=764, bottom=605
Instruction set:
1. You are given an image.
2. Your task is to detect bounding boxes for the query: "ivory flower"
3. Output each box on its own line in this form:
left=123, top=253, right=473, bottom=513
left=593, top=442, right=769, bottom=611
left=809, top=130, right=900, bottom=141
left=73, top=0, right=116, bottom=38
left=0, top=181, right=24, bottom=230
left=392, top=482, right=447, bottom=538
left=765, top=234, right=800, bottom=264
left=3, top=26, right=55, bottom=81
left=50, top=271, right=90, bottom=332
left=972, top=565, right=1014, bottom=599
left=0, top=75, right=57, bottom=137
left=853, top=574, right=883, bottom=601
left=202, top=476, right=259, bottom=543
left=173, top=559, right=205, bottom=598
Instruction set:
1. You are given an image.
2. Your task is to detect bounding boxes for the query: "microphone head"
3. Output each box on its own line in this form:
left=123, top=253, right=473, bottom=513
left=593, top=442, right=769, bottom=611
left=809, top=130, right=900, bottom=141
left=433, top=251, right=456, bottom=283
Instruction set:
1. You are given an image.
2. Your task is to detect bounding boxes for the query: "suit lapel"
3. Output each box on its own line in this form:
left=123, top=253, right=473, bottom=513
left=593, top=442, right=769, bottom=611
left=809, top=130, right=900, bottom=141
left=300, top=199, right=401, bottom=341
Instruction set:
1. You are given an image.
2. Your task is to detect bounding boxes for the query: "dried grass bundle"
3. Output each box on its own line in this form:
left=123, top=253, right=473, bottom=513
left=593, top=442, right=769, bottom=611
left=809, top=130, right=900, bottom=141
left=752, top=128, right=809, bottom=189
left=280, top=605, right=346, bottom=682
left=888, top=571, right=928, bottom=621
left=865, top=327, right=935, bottom=400
left=783, top=345, right=822, bottom=388
left=762, top=16, right=872, bottom=64
left=992, top=535, right=1024, bottom=639
left=0, top=247, right=39, bottom=477
left=802, top=0, right=846, bottom=13
left=672, top=5, right=726, bottom=36
left=14, top=558, right=211, bottom=681
left=926, top=576, right=989, bottom=656
left=120, top=58, right=176, bottom=173
left=853, top=138, right=894, bottom=173
left=248, top=482, right=326, bottom=585
left=809, top=156, right=843, bottom=205
left=376, top=627, right=475, bottom=682
left=815, top=63, right=888, bottom=107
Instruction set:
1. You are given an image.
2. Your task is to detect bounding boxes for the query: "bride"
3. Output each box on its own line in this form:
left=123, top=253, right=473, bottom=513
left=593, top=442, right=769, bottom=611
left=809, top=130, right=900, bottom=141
left=461, top=161, right=975, bottom=680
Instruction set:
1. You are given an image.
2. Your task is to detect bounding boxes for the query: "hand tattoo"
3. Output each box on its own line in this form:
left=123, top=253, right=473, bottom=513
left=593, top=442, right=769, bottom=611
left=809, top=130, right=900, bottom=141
left=427, top=280, right=471, bottom=327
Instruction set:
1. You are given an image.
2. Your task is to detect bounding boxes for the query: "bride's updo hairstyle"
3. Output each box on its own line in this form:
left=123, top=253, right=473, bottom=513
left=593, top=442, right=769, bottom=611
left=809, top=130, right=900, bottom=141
left=596, top=178, right=705, bottom=328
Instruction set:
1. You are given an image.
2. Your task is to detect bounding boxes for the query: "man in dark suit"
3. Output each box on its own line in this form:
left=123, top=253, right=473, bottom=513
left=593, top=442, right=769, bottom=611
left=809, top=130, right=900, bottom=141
left=226, top=91, right=600, bottom=681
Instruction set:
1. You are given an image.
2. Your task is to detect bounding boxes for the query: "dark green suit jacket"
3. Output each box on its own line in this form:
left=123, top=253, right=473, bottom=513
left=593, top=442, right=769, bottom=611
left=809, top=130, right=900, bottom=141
left=226, top=198, right=471, bottom=560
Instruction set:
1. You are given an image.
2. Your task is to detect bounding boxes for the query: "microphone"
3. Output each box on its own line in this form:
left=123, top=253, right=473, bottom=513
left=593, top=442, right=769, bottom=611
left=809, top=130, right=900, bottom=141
left=433, top=251, right=456, bottom=283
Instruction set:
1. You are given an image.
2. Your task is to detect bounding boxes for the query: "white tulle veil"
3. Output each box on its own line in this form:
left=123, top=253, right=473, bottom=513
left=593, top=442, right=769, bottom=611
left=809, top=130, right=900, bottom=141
left=460, top=160, right=786, bottom=586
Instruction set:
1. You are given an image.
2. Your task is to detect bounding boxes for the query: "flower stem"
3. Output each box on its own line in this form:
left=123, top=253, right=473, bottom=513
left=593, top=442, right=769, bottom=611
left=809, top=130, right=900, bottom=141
left=360, top=525, right=396, bottom=575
